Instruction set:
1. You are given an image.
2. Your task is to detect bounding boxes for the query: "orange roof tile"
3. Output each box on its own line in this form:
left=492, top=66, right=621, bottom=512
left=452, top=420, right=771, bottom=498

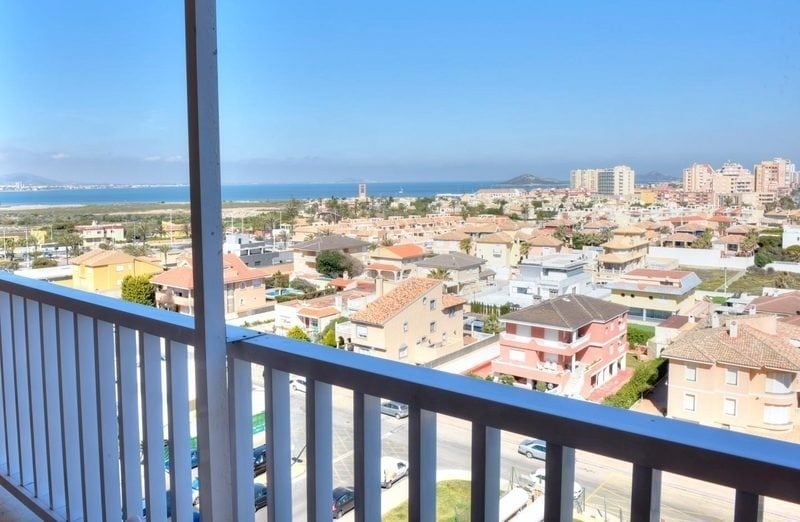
left=350, top=278, right=440, bottom=326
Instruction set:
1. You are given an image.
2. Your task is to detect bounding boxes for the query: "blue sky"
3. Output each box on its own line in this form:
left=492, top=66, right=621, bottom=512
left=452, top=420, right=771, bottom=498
left=1, top=1, right=798, bottom=184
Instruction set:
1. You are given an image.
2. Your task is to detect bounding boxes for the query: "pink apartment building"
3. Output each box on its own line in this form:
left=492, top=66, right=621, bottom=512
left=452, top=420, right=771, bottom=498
left=492, top=295, right=629, bottom=399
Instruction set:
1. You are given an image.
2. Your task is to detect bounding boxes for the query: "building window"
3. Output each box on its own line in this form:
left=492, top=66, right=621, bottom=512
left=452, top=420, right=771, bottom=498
left=683, top=393, right=696, bottom=412
left=403, top=321, right=409, bottom=332
left=764, top=404, right=791, bottom=425
left=509, top=349, right=525, bottom=362
left=356, top=325, right=367, bottom=339
left=399, top=344, right=408, bottom=359
left=724, top=398, right=737, bottom=416
left=253, top=279, right=262, bottom=287
left=725, top=368, right=738, bottom=386
left=430, top=321, right=437, bottom=333
left=685, top=365, right=697, bottom=382
left=766, top=372, right=793, bottom=394
left=430, top=299, right=437, bottom=311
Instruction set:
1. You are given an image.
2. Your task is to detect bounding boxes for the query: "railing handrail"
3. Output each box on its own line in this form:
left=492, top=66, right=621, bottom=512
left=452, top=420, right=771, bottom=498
left=0, top=272, right=196, bottom=345
left=227, top=325, right=800, bottom=505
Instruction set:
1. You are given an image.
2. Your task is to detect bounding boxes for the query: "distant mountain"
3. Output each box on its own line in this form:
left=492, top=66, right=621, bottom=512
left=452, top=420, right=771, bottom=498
left=637, top=171, right=680, bottom=184
left=0, top=173, right=62, bottom=186
left=499, top=174, right=561, bottom=186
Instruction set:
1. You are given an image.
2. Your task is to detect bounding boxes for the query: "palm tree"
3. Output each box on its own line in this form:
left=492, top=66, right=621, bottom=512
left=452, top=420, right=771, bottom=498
left=740, top=230, right=758, bottom=257
left=459, top=237, right=473, bottom=255
left=157, top=244, right=171, bottom=265
left=427, top=268, right=452, bottom=281
left=518, top=241, right=531, bottom=263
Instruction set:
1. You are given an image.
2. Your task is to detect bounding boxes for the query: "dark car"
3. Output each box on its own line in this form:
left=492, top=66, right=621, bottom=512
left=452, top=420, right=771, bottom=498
left=142, top=490, right=201, bottom=521
left=254, top=482, right=268, bottom=511
left=253, top=444, right=267, bottom=476
left=332, top=486, right=355, bottom=519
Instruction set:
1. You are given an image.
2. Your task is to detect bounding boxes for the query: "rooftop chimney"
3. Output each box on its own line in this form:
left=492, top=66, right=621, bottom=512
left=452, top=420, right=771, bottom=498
left=375, top=277, right=384, bottom=297
left=749, top=306, right=756, bottom=315
left=711, top=314, right=720, bottom=328
left=729, top=320, right=739, bottom=338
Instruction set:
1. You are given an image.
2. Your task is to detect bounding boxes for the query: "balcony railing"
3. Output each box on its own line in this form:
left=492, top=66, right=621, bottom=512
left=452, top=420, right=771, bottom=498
left=1, top=271, right=800, bottom=521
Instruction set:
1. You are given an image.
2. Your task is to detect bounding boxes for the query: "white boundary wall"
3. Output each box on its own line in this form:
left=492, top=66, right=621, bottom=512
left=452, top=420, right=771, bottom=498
left=647, top=247, right=754, bottom=269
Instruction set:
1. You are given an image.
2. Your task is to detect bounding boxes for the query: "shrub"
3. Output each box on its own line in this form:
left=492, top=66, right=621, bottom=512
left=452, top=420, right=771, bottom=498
left=627, top=324, right=655, bottom=347
left=603, top=358, right=666, bottom=409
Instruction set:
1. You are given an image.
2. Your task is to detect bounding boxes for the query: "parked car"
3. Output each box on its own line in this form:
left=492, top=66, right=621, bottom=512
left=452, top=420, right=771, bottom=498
left=381, top=456, right=409, bottom=488
left=142, top=490, right=201, bottom=520
left=524, top=468, right=584, bottom=500
left=253, top=444, right=267, bottom=476
left=332, top=486, right=355, bottom=519
left=194, top=481, right=268, bottom=511
left=517, top=438, right=546, bottom=460
left=253, top=482, right=268, bottom=511
left=290, top=375, right=307, bottom=392
left=380, top=400, right=409, bottom=419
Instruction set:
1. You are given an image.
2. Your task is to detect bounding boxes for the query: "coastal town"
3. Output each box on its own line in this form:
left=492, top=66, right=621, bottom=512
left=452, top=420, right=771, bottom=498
left=1, top=158, right=799, bottom=520
left=2, top=157, right=799, bottom=427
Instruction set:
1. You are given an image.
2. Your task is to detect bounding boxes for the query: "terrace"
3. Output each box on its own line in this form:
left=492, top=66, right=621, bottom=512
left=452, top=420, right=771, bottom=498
left=1, top=2, right=799, bottom=522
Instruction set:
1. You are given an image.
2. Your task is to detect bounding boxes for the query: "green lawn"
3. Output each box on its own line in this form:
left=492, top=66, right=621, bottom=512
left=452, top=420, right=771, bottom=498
left=383, top=480, right=471, bottom=522
left=686, top=268, right=728, bottom=291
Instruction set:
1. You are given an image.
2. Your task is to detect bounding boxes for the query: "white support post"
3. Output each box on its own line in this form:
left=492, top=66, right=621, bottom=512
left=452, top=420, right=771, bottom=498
left=183, top=0, right=231, bottom=520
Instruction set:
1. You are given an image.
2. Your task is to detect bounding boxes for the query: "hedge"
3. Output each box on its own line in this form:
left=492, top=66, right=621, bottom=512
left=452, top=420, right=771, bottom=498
left=603, top=358, right=666, bottom=409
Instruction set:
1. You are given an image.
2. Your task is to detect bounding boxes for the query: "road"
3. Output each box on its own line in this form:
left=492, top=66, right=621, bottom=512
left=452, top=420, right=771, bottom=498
left=244, top=386, right=797, bottom=522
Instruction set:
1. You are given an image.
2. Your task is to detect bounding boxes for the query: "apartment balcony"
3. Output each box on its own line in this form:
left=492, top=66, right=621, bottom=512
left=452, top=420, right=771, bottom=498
left=1, top=272, right=800, bottom=521
left=155, top=290, right=194, bottom=308
left=491, top=359, right=571, bottom=388
left=500, top=332, right=592, bottom=356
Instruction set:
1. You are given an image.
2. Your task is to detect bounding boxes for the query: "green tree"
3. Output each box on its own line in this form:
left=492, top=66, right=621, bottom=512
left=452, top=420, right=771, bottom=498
left=740, top=230, right=758, bottom=257
left=121, top=275, right=155, bottom=306
left=783, top=245, right=800, bottom=263
left=321, top=328, right=337, bottom=347
left=627, top=324, right=655, bottom=347
left=690, top=229, right=713, bottom=249
left=315, top=250, right=363, bottom=278
left=157, top=244, right=171, bottom=265
left=266, top=271, right=290, bottom=289
left=774, top=271, right=795, bottom=289
left=482, top=313, right=502, bottom=334
left=459, top=237, right=473, bottom=255
left=286, top=326, right=310, bottom=342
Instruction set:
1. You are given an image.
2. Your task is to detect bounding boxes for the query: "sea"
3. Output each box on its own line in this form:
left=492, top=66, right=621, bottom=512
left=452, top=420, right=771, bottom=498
left=0, top=181, right=562, bottom=207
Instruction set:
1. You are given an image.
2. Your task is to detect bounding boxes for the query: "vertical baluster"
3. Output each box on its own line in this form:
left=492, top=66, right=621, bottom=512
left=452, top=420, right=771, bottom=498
left=631, top=464, right=661, bottom=522
left=75, top=314, right=102, bottom=520
left=57, top=310, right=82, bottom=520
left=408, top=408, right=437, bottom=522
left=229, top=357, right=253, bottom=521
left=544, top=443, right=576, bottom=522
left=25, top=300, right=46, bottom=500
left=0, top=291, right=17, bottom=477
left=40, top=304, right=64, bottom=511
left=95, top=320, right=121, bottom=520
left=264, top=368, right=291, bottom=522
left=116, top=326, right=142, bottom=520
left=140, top=333, right=167, bottom=520
left=166, top=341, right=192, bottom=522
left=306, top=378, right=332, bottom=522
left=353, top=392, right=380, bottom=522
left=11, top=296, right=32, bottom=489
left=734, top=490, right=763, bottom=522
left=471, top=424, right=500, bottom=522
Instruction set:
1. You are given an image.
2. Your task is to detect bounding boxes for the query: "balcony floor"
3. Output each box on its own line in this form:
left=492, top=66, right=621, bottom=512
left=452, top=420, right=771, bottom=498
left=0, top=486, right=39, bottom=522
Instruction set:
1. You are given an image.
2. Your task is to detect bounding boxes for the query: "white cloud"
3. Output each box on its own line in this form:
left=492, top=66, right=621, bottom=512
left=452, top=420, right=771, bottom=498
left=144, top=155, right=162, bottom=162
left=164, top=155, right=183, bottom=163
left=51, top=152, right=69, bottom=160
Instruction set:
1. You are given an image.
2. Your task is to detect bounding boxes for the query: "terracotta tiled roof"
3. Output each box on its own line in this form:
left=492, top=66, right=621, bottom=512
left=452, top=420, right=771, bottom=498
left=70, top=249, right=136, bottom=267
left=350, top=278, right=440, bottom=326
left=476, top=232, right=514, bottom=244
left=663, top=233, right=697, bottom=242
left=293, top=234, right=370, bottom=252
left=442, top=294, right=467, bottom=308
left=152, top=254, right=268, bottom=289
left=663, top=317, right=800, bottom=371
left=501, top=294, right=628, bottom=330
left=385, top=244, right=426, bottom=259
left=297, top=306, right=340, bottom=319
left=751, top=291, right=800, bottom=316
left=528, top=234, right=563, bottom=247
left=433, top=231, right=470, bottom=241
left=366, top=263, right=401, bottom=271
left=718, top=234, right=744, bottom=244
left=613, top=226, right=647, bottom=235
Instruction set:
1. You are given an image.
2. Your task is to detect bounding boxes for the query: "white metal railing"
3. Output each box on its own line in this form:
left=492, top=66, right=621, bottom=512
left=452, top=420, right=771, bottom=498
left=2, top=272, right=800, bottom=522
